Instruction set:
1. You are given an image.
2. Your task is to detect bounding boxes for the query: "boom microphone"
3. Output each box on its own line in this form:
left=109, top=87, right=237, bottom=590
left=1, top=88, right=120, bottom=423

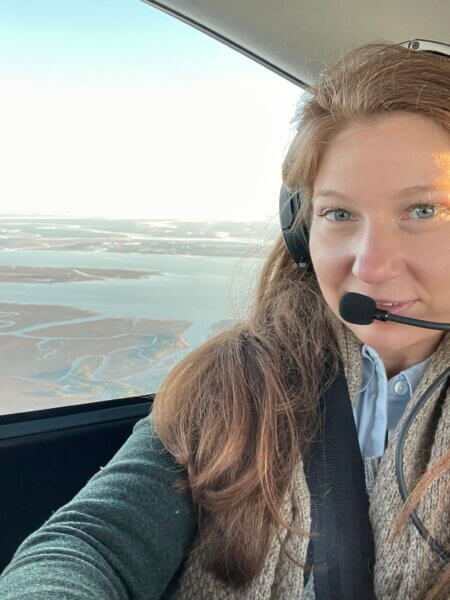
left=339, top=292, right=450, bottom=331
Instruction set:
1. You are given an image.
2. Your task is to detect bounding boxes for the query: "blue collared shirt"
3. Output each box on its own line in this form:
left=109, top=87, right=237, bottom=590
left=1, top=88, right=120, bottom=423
left=352, top=344, right=434, bottom=458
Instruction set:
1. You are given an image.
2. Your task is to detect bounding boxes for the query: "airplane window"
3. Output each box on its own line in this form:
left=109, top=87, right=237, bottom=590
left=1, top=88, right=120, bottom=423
left=0, top=1, right=301, bottom=415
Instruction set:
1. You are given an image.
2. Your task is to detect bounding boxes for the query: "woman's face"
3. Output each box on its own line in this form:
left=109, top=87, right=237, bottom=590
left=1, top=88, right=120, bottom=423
left=309, top=113, right=450, bottom=373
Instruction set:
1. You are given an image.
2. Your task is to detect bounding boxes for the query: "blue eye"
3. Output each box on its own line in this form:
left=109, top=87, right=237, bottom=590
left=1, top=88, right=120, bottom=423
left=409, top=204, right=436, bottom=218
left=320, top=208, right=352, bottom=221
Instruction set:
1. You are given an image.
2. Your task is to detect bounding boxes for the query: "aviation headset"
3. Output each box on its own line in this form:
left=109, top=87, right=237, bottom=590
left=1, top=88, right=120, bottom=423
left=279, top=38, right=450, bottom=563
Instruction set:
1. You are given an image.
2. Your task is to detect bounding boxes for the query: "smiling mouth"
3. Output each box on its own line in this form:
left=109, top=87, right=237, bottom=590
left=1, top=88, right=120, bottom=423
left=374, top=301, right=417, bottom=313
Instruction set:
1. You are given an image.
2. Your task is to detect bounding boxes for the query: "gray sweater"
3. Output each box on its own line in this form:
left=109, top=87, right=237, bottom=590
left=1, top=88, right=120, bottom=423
left=0, top=414, right=198, bottom=599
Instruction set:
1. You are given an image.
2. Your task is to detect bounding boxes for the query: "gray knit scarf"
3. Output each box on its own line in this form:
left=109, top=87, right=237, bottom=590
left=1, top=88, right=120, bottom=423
left=173, top=318, right=449, bottom=599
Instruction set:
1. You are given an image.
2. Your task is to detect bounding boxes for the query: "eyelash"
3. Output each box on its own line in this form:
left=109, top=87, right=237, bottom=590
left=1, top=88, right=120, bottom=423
left=318, top=203, right=442, bottom=222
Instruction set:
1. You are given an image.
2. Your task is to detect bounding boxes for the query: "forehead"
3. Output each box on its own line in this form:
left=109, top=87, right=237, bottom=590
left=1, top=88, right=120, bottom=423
left=326, top=112, right=449, bottom=148
left=313, top=113, right=450, bottom=194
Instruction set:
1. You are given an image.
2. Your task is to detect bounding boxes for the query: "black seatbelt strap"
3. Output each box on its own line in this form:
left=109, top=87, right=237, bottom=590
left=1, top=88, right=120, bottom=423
left=303, top=358, right=376, bottom=599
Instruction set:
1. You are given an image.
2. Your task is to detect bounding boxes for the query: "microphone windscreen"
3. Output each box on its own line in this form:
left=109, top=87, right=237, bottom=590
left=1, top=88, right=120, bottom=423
left=339, top=292, right=376, bottom=325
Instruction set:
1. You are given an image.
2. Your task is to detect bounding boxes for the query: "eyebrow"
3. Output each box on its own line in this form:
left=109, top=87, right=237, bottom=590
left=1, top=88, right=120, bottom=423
left=312, top=184, right=447, bottom=202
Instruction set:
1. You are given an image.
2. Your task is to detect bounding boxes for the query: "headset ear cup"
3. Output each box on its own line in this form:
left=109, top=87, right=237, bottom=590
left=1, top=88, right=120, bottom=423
left=279, top=185, right=313, bottom=271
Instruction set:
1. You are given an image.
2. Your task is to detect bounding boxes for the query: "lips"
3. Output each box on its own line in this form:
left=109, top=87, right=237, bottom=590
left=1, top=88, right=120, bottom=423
left=375, top=301, right=417, bottom=313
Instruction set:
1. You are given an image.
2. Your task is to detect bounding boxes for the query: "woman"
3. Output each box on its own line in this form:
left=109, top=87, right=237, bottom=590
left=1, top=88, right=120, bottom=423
left=152, top=41, right=450, bottom=598
left=0, top=42, right=448, bottom=600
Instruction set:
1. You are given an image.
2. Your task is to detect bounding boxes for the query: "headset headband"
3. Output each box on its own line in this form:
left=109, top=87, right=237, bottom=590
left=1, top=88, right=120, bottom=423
left=400, top=38, right=450, bottom=56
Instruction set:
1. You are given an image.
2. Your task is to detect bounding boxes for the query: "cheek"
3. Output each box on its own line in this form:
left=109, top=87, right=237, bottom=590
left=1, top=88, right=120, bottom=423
left=427, top=245, right=450, bottom=313
left=309, top=226, right=344, bottom=301
left=309, top=222, right=344, bottom=275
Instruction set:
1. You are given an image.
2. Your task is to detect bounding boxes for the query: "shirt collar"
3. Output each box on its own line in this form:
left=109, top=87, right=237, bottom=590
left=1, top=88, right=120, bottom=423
left=360, top=344, right=435, bottom=392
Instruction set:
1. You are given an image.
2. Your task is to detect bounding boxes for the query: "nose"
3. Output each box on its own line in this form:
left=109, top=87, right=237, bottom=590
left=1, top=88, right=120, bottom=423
left=351, top=224, right=402, bottom=283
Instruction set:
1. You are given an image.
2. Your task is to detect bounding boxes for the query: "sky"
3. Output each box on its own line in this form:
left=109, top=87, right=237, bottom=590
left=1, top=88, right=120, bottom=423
left=0, top=0, right=302, bottom=222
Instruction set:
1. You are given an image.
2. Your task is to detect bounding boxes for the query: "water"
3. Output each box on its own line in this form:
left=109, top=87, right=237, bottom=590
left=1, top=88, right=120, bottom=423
left=0, top=249, right=264, bottom=412
left=0, top=250, right=260, bottom=320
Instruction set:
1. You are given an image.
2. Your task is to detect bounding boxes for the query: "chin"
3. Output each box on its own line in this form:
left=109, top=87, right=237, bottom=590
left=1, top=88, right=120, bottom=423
left=344, top=318, right=442, bottom=354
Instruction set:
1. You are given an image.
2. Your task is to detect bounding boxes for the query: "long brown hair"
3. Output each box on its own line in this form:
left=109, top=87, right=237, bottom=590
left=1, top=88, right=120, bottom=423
left=152, top=42, right=450, bottom=594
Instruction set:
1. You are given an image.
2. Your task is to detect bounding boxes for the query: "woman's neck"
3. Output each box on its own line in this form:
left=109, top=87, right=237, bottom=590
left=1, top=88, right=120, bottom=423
left=377, top=333, right=443, bottom=379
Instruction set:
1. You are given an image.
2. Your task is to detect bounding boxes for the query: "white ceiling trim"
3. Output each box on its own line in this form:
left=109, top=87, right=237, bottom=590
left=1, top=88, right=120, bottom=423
left=140, top=0, right=449, bottom=87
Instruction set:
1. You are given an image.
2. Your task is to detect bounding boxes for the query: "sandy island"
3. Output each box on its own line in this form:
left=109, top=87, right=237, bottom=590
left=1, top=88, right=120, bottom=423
left=0, top=265, right=161, bottom=284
